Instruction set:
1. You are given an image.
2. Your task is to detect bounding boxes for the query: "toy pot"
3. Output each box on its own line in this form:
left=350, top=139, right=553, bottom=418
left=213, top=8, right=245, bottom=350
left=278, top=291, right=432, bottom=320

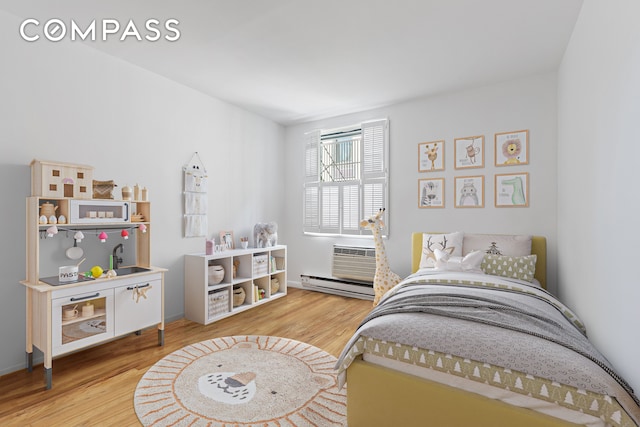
left=39, top=202, right=58, bottom=218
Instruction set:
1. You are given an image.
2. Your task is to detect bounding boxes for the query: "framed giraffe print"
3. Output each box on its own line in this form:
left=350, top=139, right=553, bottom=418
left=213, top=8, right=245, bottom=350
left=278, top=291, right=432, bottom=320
left=418, top=140, right=445, bottom=172
left=454, top=135, right=484, bottom=169
left=418, top=178, right=444, bottom=208
left=495, top=172, right=529, bottom=207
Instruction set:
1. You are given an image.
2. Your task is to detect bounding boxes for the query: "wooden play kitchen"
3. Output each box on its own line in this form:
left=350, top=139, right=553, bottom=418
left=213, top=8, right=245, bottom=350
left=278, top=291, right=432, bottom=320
left=21, top=159, right=166, bottom=389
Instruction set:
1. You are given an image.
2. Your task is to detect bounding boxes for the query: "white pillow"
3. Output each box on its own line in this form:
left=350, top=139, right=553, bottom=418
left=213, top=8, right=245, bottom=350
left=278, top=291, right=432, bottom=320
left=419, top=232, right=464, bottom=269
left=462, top=233, right=532, bottom=256
left=434, top=248, right=484, bottom=273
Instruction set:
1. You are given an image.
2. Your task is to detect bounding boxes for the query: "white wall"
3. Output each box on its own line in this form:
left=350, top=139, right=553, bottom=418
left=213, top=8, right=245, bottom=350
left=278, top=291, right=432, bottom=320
left=0, top=9, right=284, bottom=376
left=558, top=0, right=640, bottom=392
left=283, top=73, right=559, bottom=291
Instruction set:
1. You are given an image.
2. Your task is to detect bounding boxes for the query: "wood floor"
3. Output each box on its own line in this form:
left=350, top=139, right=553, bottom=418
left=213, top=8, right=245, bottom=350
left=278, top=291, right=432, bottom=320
left=0, top=288, right=373, bottom=426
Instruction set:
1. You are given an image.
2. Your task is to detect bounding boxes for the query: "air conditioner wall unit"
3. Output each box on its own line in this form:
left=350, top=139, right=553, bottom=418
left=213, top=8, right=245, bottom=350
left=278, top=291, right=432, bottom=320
left=331, top=245, right=376, bottom=282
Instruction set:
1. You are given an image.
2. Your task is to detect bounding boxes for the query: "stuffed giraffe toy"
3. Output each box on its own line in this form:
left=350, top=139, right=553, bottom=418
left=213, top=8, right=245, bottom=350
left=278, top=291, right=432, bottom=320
left=361, top=208, right=402, bottom=306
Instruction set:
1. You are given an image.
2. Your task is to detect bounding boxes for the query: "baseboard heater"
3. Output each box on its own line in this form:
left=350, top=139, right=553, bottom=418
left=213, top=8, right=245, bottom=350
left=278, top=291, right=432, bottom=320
left=300, top=274, right=374, bottom=300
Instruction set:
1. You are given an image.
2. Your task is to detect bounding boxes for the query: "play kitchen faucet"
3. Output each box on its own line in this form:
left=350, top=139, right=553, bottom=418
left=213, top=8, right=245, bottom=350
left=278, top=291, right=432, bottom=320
left=112, top=243, right=124, bottom=270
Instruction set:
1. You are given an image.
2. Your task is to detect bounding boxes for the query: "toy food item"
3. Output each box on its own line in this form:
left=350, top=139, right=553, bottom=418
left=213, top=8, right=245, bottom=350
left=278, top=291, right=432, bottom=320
left=90, top=265, right=104, bottom=278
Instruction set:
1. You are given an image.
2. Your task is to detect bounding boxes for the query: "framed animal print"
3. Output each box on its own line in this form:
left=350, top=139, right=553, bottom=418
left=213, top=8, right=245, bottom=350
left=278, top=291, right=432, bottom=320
left=418, top=178, right=445, bottom=208
left=454, top=175, right=484, bottom=208
left=418, top=140, right=445, bottom=172
left=495, top=172, right=529, bottom=207
left=495, top=129, right=529, bottom=166
left=454, top=135, right=484, bottom=169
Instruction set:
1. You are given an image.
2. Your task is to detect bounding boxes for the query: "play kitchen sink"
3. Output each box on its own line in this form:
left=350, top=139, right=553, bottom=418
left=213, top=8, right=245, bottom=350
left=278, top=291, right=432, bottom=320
left=114, top=266, right=152, bottom=276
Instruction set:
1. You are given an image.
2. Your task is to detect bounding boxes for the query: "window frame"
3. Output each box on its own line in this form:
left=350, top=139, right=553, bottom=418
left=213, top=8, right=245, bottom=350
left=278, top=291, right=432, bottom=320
left=303, top=118, right=389, bottom=236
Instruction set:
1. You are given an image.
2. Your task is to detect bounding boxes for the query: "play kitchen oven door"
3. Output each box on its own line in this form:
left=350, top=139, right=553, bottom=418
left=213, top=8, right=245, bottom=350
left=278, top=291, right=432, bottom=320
left=69, top=199, right=130, bottom=223
left=52, top=289, right=114, bottom=355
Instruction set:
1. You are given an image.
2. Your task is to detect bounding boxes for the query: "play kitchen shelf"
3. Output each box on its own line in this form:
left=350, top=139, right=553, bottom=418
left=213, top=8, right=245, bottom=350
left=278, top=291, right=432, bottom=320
left=184, top=245, right=287, bottom=325
left=20, top=159, right=165, bottom=390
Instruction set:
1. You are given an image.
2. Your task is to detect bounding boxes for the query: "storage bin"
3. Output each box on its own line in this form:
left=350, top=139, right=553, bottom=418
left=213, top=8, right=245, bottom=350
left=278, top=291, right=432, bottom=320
left=208, top=288, right=229, bottom=318
left=233, top=287, right=246, bottom=307
left=208, top=265, right=225, bottom=285
left=253, top=254, right=268, bottom=276
left=274, top=256, right=285, bottom=271
left=270, top=277, right=280, bottom=294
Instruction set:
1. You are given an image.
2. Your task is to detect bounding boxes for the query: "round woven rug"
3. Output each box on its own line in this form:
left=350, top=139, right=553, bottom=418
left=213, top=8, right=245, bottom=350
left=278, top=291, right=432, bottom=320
left=134, top=335, right=347, bottom=426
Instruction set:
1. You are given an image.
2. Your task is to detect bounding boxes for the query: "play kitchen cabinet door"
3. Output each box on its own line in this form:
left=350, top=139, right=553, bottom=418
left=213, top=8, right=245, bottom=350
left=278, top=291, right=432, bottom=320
left=25, top=270, right=165, bottom=389
left=52, top=289, right=114, bottom=356
left=114, top=277, right=162, bottom=336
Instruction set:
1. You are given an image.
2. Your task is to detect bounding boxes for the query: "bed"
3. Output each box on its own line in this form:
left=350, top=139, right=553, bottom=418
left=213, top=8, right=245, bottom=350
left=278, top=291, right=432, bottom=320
left=336, top=232, right=640, bottom=427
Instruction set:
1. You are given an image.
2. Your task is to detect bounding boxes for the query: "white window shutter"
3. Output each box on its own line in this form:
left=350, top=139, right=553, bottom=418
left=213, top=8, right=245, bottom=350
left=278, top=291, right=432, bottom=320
left=362, top=119, right=389, bottom=235
left=303, top=184, right=319, bottom=232
left=363, top=182, right=385, bottom=218
left=303, top=130, right=321, bottom=232
left=362, top=119, right=387, bottom=179
left=304, top=130, right=320, bottom=183
left=342, top=183, right=361, bottom=234
left=321, top=185, right=340, bottom=233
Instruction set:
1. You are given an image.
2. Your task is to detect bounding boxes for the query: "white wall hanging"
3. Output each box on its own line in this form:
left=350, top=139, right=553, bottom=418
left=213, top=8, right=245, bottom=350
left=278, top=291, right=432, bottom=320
left=183, top=152, right=208, bottom=237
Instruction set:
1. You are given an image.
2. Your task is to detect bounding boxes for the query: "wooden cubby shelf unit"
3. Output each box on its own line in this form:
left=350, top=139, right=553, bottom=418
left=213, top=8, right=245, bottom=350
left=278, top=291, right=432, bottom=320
left=184, top=245, right=287, bottom=325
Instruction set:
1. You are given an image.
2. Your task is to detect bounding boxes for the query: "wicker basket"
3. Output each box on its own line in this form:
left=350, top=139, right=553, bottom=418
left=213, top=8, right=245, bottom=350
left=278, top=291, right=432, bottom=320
left=270, top=278, right=280, bottom=294
left=208, top=265, right=224, bottom=285
left=274, top=257, right=285, bottom=270
left=208, top=288, right=229, bottom=319
left=233, top=287, right=246, bottom=307
left=92, top=180, right=116, bottom=199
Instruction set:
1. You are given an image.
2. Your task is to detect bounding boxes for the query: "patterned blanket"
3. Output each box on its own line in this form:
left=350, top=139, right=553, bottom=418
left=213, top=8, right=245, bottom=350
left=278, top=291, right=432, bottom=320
left=336, top=271, right=640, bottom=427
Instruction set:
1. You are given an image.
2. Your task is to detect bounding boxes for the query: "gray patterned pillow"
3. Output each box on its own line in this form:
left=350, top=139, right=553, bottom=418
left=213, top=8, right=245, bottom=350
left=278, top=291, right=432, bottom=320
left=481, top=254, right=537, bottom=282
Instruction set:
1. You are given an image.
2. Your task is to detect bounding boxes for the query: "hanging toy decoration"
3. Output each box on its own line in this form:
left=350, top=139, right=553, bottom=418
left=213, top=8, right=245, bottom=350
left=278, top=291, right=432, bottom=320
left=46, top=225, right=59, bottom=238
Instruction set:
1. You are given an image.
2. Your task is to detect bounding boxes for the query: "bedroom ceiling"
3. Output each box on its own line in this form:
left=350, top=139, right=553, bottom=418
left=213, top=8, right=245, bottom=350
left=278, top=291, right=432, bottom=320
left=1, top=0, right=583, bottom=125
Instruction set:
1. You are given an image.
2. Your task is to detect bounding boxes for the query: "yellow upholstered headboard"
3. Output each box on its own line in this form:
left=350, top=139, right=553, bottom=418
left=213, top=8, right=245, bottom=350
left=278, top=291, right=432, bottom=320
left=411, top=233, right=547, bottom=289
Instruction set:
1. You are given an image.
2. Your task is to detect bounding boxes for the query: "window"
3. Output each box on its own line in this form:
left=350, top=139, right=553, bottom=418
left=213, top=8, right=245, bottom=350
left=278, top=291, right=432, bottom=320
left=303, top=118, right=389, bottom=235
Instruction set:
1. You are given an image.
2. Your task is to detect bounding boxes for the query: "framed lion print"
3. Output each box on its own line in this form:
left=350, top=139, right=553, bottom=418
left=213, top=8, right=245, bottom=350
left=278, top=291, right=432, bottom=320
left=495, top=129, right=529, bottom=166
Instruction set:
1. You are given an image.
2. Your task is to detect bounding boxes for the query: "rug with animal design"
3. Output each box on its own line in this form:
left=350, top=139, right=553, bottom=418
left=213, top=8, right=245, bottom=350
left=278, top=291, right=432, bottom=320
left=134, top=335, right=346, bottom=426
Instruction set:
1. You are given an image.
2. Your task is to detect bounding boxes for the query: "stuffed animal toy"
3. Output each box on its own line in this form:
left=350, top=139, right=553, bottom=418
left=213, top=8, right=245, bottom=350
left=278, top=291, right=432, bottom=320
left=360, top=208, right=401, bottom=306
left=254, top=222, right=278, bottom=248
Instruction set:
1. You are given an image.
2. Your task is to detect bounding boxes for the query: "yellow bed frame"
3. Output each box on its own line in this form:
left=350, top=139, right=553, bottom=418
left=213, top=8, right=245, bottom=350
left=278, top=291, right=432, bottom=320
left=411, top=232, right=547, bottom=289
left=345, top=234, right=581, bottom=426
